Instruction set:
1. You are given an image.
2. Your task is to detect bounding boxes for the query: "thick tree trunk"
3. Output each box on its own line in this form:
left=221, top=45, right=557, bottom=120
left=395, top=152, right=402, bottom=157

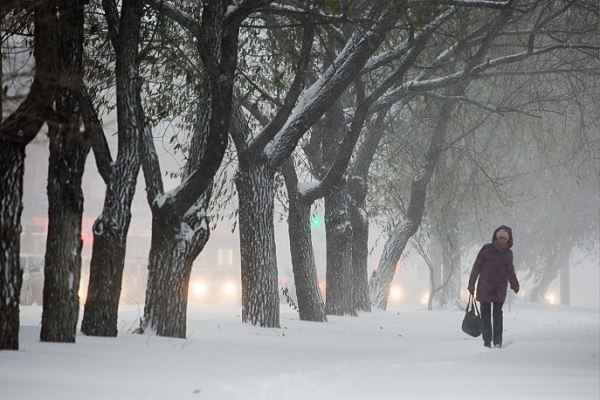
left=0, top=3, right=55, bottom=350
left=141, top=208, right=209, bottom=337
left=140, top=93, right=213, bottom=338
left=282, top=161, right=326, bottom=322
left=81, top=115, right=141, bottom=337
left=288, top=199, right=327, bottom=322
left=138, top=97, right=213, bottom=338
left=324, top=184, right=354, bottom=316
left=321, top=98, right=354, bottom=316
left=81, top=0, right=143, bottom=337
left=81, top=221, right=127, bottom=336
left=0, top=146, right=26, bottom=350
left=369, top=219, right=421, bottom=309
left=235, top=163, right=280, bottom=327
left=349, top=177, right=371, bottom=312
left=40, top=0, right=88, bottom=343
left=347, top=109, right=392, bottom=313
left=138, top=1, right=241, bottom=337
left=40, top=125, right=88, bottom=342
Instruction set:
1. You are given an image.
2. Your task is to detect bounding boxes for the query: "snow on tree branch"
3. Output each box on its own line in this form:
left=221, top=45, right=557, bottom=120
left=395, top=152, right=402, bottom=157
left=264, top=2, right=398, bottom=169
left=374, top=43, right=600, bottom=110
left=246, top=11, right=315, bottom=157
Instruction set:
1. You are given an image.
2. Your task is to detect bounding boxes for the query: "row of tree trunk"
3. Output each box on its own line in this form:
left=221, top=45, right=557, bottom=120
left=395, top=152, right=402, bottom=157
left=2, top=1, right=591, bottom=350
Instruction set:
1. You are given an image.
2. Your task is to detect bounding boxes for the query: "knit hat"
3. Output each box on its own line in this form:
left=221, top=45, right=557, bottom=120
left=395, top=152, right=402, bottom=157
left=496, top=229, right=509, bottom=240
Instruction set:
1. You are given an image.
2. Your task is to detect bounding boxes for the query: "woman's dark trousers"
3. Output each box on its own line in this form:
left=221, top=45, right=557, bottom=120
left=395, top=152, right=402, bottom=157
left=480, top=301, right=504, bottom=347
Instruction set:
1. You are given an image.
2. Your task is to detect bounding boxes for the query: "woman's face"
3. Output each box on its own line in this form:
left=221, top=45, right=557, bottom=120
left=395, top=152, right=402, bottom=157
left=495, top=235, right=509, bottom=247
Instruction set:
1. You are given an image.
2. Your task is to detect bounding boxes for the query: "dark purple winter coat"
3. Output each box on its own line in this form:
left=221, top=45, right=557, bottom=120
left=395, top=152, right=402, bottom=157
left=468, top=225, right=520, bottom=303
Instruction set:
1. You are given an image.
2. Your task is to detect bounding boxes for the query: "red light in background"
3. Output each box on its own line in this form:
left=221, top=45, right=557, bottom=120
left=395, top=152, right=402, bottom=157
left=318, top=281, right=326, bottom=293
left=81, top=217, right=94, bottom=245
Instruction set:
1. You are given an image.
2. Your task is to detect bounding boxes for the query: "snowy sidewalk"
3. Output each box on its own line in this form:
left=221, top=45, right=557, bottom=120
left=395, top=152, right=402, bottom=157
left=1, top=303, right=598, bottom=400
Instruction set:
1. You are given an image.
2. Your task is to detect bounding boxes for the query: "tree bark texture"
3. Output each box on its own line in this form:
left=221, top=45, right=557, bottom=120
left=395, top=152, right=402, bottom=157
left=349, top=176, right=371, bottom=312
left=41, top=126, right=88, bottom=341
left=138, top=1, right=242, bottom=338
left=0, top=146, right=26, bottom=350
left=81, top=0, right=143, bottom=337
left=324, top=185, right=354, bottom=316
left=40, top=0, right=89, bottom=343
left=321, top=99, right=354, bottom=316
left=0, top=3, right=56, bottom=350
left=288, top=199, right=327, bottom=322
left=142, top=208, right=209, bottom=337
left=236, top=163, right=280, bottom=328
left=142, top=96, right=212, bottom=338
left=347, top=109, right=392, bottom=313
left=282, top=161, right=326, bottom=322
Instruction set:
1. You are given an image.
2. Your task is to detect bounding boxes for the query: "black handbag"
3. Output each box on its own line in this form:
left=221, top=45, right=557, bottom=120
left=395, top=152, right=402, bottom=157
left=461, top=294, right=482, bottom=337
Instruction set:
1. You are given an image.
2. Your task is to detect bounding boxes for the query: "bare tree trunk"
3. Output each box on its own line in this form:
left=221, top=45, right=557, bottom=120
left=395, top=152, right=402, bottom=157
left=40, top=0, right=89, bottom=343
left=324, top=184, right=354, bottom=316
left=282, top=161, right=326, bottom=322
left=236, top=163, right=280, bottom=328
left=349, top=177, right=370, bottom=312
left=287, top=200, right=326, bottom=321
left=347, top=109, right=392, bottom=313
left=138, top=2, right=242, bottom=338
left=0, top=146, right=27, bottom=350
left=0, top=3, right=55, bottom=350
left=322, top=99, right=354, bottom=316
left=140, top=116, right=212, bottom=337
left=41, top=130, right=88, bottom=342
left=369, top=100, right=453, bottom=310
left=141, top=206, right=209, bottom=337
left=140, top=92, right=213, bottom=337
left=81, top=0, right=143, bottom=337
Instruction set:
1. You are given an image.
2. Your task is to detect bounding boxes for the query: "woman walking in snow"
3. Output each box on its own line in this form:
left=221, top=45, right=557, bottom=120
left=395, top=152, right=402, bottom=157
left=468, top=225, right=520, bottom=348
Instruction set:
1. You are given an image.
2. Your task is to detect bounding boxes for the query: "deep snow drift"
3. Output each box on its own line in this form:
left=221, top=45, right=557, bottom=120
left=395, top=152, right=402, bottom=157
left=1, top=302, right=598, bottom=399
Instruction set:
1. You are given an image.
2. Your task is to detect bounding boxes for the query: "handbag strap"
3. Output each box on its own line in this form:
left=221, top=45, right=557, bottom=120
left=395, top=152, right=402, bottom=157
left=466, top=294, right=480, bottom=317
left=471, top=296, right=480, bottom=317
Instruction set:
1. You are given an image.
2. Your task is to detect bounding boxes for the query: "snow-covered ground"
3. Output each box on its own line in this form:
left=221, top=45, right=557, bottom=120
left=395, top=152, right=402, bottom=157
left=2, top=302, right=598, bottom=400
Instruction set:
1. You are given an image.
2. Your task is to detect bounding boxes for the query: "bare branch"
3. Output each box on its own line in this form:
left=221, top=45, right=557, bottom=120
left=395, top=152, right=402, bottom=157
left=102, top=0, right=120, bottom=49
left=247, top=8, right=315, bottom=156
left=145, top=0, right=201, bottom=38
left=79, top=89, right=113, bottom=184
left=375, top=43, right=600, bottom=110
left=267, top=1, right=399, bottom=169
